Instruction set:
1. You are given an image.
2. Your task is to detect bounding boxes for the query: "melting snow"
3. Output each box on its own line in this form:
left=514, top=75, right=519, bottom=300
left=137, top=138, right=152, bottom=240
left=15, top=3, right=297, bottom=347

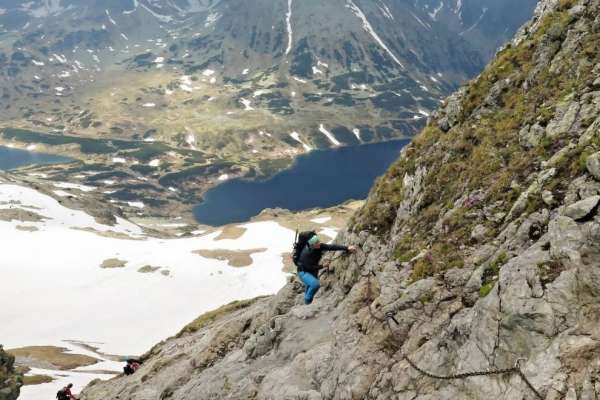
left=346, top=0, right=404, bottom=68
left=52, top=53, right=67, bottom=64
left=218, top=174, right=229, bottom=181
left=319, top=124, right=340, bottom=146
left=53, top=182, right=95, bottom=193
left=112, top=157, right=126, bottom=164
left=285, top=0, right=294, bottom=55
left=352, top=128, right=362, bottom=141
left=31, top=59, right=44, bottom=66
left=311, top=216, right=332, bottom=224
left=202, top=69, right=215, bottom=77
left=180, top=75, right=193, bottom=92
left=428, top=1, right=444, bottom=20
left=240, top=98, right=254, bottom=111
left=105, top=9, right=117, bottom=25
left=242, top=68, right=249, bottom=75
left=253, top=90, right=268, bottom=98
left=378, top=2, right=394, bottom=20
left=127, top=201, right=145, bottom=209
left=204, top=12, right=221, bottom=27
left=0, top=183, right=294, bottom=359
left=289, top=132, right=312, bottom=151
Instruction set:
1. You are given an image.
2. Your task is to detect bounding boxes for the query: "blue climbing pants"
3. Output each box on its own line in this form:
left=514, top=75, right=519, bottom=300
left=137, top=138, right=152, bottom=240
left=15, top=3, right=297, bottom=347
left=298, top=271, right=320, bottom=304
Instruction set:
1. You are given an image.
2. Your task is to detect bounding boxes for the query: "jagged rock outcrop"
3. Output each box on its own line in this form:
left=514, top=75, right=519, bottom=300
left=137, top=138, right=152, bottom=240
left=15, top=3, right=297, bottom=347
left=81, top=0, right=600, bottom=399
left=0, top=346, right=21, bottom=400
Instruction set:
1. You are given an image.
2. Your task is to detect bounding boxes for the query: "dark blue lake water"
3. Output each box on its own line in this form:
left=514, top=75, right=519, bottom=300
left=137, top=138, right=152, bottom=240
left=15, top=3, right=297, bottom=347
left=0, top=146, right=72, bottom=170
left=194, top=140, right=409, bottom=226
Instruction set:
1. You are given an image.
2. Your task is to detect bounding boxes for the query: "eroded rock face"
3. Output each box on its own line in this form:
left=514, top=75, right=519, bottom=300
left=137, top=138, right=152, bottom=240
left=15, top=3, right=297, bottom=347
left=80, top=0, right=600, bottom=399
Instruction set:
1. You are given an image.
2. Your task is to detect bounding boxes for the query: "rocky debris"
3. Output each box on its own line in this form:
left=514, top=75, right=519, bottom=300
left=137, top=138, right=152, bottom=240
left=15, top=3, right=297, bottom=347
left=586, top=152, right=600, bottom=180
left=80, top=1, right=600, bottom=399
left=563, top=195, right=600, bottom=220
left=0, top=346, right=21, bottom=400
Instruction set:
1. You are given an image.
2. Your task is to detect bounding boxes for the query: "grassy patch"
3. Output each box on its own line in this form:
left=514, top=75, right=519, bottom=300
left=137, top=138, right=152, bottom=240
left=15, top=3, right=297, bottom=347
left=23, top=374, right=54, bottom=386
left=177, top=298, right=263, bottom=336
left=350, top=5, right=585, bottom=284
left=8, top=346, right=98, bottom=370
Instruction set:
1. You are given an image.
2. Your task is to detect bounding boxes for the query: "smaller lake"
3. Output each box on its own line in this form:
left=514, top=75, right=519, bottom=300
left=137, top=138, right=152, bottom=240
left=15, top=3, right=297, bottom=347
left=194, top=140, right=409, bottom=226
left=0, top=146, right=72, bottom=170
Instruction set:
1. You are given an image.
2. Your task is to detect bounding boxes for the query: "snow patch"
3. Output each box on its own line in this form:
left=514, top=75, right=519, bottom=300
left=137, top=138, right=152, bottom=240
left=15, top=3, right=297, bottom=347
left=105, top=9, right=117, bottom=25
left=289, top=132, right=312, bottom=152
left=319, top=124, right=340, bottom=146
left=352, top=128, right=362, bottom=141
left=240, top=98, right=254, bottom=111
left=346, top=0, right=404, bottom=68
left=285, top=0, right=294, bottom=55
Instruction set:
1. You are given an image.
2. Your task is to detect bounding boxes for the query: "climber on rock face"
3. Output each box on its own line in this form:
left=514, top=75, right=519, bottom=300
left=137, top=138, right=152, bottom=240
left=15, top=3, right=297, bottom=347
left=295, top=234, right=355, bottom=304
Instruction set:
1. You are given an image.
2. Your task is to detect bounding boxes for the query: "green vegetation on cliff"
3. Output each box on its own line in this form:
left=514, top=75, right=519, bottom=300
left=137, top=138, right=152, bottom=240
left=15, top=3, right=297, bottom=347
left=353, top=0, right=598, bottom=280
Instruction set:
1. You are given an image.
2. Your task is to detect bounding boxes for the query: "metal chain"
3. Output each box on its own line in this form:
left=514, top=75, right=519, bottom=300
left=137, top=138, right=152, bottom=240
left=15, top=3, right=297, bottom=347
left=360, top=267, right=544, bottom=399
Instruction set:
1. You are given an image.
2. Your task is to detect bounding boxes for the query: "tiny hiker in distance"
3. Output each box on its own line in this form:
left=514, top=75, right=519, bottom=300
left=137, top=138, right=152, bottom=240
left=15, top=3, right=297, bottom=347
left=56, top=383, right=77, bottom=400
left=293, top=231, right=356, bottom=304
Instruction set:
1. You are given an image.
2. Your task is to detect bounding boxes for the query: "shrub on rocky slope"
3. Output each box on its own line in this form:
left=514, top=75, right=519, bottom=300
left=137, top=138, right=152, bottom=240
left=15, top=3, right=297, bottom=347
left=0, top=346, right=21, bottom=400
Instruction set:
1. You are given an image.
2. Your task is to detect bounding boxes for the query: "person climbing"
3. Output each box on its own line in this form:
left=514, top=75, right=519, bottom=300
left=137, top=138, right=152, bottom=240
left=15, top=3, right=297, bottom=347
left=123, top=359, right=142, bottom=375
left=56, top=383, right=77, bottom=400
left=294, top=233, right=355, bottom=304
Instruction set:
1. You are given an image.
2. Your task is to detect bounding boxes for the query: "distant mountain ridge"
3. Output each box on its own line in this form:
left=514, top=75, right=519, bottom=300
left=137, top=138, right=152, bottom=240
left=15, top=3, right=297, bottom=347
left=0, top=0, right=536, bottom=218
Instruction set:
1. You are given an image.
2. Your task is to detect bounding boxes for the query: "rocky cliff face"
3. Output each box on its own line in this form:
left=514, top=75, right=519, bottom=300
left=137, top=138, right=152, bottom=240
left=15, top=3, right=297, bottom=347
left=0, top=346, right=21, bottom=400
left=81, top=0, right=600, bottom=398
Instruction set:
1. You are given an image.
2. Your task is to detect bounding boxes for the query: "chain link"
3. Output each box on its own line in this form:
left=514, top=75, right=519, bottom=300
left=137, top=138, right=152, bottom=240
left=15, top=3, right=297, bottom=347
left=360, top=267, right=544, bottom=399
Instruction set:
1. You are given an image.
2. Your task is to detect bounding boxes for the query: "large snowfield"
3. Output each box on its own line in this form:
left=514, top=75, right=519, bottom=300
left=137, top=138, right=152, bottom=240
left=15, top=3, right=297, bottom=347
left=0, top=183, right=299, bottom=399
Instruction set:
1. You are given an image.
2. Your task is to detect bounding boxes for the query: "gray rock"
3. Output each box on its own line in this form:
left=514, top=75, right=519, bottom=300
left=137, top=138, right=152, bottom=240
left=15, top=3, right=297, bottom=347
left=563, top=195, right=600, bottom=220
left=548, top=216, right=583, bottom=264
left=542, top=190, right=555, bottom=206
left=586, top=152, right=600, bottom=180
left=470, top=224, right=488, bottom=243
left=546, top=100, right=580, bottom=138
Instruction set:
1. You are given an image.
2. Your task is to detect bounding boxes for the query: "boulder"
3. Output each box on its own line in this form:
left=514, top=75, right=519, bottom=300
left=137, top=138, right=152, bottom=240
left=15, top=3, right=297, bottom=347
left=563, top=195, right=600, bottom=220
left=586, top=152, right=600, bottom=180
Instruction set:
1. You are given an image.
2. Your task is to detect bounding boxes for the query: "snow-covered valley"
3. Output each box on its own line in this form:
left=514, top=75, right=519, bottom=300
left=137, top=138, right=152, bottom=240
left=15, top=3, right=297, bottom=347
left=0, top=180, right=346, bottom=399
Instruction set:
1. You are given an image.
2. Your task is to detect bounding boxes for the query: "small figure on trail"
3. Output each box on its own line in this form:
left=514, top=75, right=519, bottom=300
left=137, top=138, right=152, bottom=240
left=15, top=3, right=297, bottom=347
left=293, top=231, right=355, bottom=304
left=56, top=383, right=77, bottom=400
left=124, top=359, right=142, bottom=375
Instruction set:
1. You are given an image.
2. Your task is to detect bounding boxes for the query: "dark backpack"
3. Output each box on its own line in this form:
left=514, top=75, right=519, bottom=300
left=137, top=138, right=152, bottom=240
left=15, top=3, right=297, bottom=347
left=56, top=389, right=69, bottom=400
left=292, top=230, right=316, bottom=267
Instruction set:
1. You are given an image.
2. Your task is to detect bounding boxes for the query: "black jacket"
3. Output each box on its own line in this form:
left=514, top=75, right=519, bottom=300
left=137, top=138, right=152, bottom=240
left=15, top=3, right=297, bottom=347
left=297, top=243, right=348, bottom=276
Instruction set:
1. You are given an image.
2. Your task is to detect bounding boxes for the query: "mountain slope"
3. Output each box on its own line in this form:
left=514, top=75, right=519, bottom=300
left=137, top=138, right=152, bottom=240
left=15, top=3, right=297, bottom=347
left=79, top=0, right=600, bottom=399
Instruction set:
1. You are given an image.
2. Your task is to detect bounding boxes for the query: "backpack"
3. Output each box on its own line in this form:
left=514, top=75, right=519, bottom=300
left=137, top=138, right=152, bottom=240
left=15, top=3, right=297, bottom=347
left=292, top=230, right=316, bottom=267
left=56, top=389, right=68, bottom=400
